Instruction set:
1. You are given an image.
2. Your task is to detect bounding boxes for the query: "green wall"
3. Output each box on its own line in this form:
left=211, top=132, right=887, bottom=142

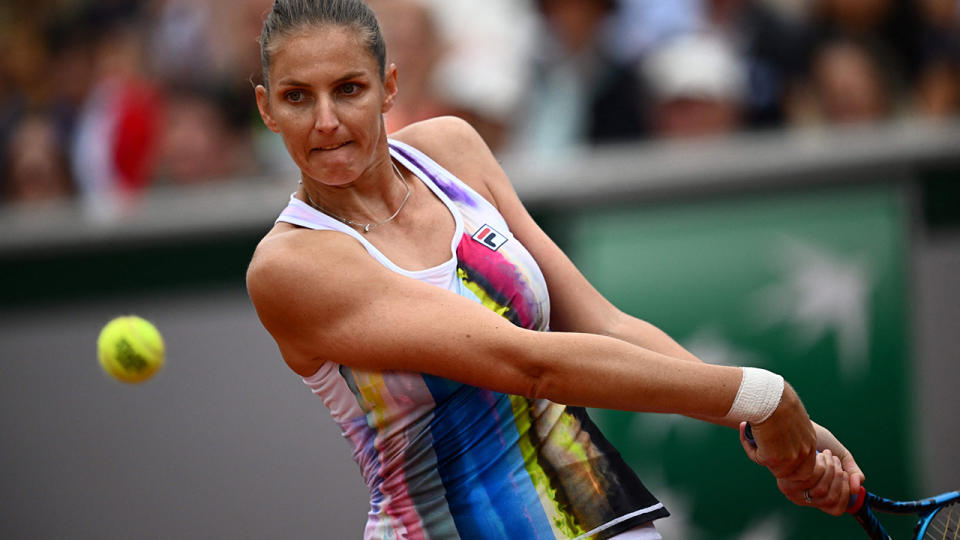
left=561, top=184, right=914, bottom=539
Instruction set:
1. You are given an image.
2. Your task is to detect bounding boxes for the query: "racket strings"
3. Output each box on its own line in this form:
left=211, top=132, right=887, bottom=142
left=922, top=501, right=960, bottom=540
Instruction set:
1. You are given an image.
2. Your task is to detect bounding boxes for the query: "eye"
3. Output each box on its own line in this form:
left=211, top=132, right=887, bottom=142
left=340, top=83, right=361, bottom=96
left=284, top=89, right=305, bottom=103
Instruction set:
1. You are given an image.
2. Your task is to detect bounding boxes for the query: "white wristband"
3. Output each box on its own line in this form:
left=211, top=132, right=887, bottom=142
left=725, top=367, right=785, bottom=423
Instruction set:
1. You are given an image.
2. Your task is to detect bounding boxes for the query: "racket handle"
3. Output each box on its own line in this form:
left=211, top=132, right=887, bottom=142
left=743, top=422, right=861, bottom=513
left=850, top=495, right=891, bottom=540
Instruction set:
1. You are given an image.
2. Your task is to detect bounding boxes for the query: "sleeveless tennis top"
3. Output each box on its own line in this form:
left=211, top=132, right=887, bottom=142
left=275, top=140, right=668, bottom=540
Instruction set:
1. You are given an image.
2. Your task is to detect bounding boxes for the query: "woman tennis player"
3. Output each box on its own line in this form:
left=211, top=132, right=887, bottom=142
left=246, top=1, right=864, bottom=538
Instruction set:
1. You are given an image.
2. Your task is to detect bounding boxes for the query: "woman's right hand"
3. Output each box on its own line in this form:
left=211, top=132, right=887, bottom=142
left=738, top=383, right=818, bottom=482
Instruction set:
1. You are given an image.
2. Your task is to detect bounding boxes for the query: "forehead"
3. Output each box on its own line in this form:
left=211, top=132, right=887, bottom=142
left=268, top=24, right=377, bottom=80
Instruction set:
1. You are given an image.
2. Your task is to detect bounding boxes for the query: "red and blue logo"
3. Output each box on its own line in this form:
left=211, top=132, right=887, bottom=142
left=472, top=224, right=509, bottom=251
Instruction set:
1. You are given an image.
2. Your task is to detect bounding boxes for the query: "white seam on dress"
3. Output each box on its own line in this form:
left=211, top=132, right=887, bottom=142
left=571, top=503, right=665, bottom=540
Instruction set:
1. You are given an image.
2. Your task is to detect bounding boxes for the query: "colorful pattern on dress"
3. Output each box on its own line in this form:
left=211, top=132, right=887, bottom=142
left=455, top=232, right=538, bottom=329
left=286, top=141, right=667, bottom=539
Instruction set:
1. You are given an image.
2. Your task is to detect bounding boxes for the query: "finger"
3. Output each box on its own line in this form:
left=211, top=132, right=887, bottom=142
left=808, top=450, right=836, bottom=500
left=839, top=452, right=865, bottom=492
left=825, top=470, right=851, bottom=515
left=818, top=456, right=850, bottom=515
left=832, top=470, right=852, bottom=515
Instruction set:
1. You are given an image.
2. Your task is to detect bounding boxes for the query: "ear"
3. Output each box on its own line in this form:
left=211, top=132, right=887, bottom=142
left=255, top=85, right=280, bottom=133
left=381, top=63, right=399, bottom=114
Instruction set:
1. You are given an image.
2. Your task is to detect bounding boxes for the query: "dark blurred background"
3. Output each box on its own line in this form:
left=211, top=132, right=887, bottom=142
left=1, top=0, right=958, bottom=206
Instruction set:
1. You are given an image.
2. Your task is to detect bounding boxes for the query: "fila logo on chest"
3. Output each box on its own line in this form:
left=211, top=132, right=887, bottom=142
left=472, top=224, right=509, bottom=251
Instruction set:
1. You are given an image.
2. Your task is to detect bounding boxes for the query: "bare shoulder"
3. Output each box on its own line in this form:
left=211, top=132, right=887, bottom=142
left=391, top=116, right=504, bottom=204
left=247, top=225, right=365, bottom=306
left=247, top=226, right=324, bottom=292
left=392, top=116, right=485, bottom=160
left=246, top=226, right=374, bottom=372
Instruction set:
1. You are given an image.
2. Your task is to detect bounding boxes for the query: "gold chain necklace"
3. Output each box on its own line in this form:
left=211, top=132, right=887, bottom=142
left=301, top=161, right=410, bottom=233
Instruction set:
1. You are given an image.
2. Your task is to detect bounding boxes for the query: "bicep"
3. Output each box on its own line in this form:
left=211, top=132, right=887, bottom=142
left=247, top=234, right=542, bottom=394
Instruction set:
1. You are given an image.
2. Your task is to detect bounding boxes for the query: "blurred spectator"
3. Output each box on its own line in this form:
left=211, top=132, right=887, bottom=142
left=605, top=0, right=703, bottom=61
left=513, top=0, right=649, bottom=156
left=0, top=8, right=43, bottom=190
left=155, top=82, right=257, bottom=185
left=420, top=0, right=537, bottom=151
left=1, top=16, right=47, bottom=110
left=915, top=59, right=960, bottom=119
left=912, top=0, right=960, bottom=118
left=148, top=0, right=219, bottom=86
left=148, top=0, right=271, bottom=83
left=813, top=0, right=894, bottom=34
left=610, top=0, right=813, bottom=132
left=0, top=0, right=957, bottom=210
left=802, top=37, right=894, bottom=124
left=366, top=0, right=451, bottom=134
left=44, top=12, right=98, bottom=159
left=70, top=7, right=164, bottom=218
left=148, top=0, right=264, bottom=179
left=208, top=0, right=275, bottom=85
left=808, top=0, right=918, bottom=96
left=700, top=0, right=815, bottom=128
left=642, top=33, right=746, bottom=138
left=2, top=112, right=74, bottom=204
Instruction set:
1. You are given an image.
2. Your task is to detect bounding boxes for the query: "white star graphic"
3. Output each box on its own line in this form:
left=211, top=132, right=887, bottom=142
left=683, top=325, right=765, bottom=368
left=749, top=237, right=873, bottom=380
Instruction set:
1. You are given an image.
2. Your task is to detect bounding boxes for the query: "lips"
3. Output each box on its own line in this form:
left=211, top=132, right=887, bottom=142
left=313, top=141, right=350, bottom=152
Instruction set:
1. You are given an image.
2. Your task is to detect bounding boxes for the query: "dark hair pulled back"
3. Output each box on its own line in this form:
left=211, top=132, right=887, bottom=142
left=259, top=0, right=386, bottom=88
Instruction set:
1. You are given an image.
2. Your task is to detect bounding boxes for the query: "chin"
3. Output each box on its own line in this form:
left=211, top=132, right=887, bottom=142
left=303, top=163, right=361, bottom=186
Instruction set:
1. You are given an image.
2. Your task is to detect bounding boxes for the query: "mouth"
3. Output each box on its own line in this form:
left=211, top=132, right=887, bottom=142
left=313, top=141, right=350, bottom=152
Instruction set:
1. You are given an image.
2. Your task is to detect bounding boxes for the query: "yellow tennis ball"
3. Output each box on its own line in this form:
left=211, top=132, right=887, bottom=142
left=97, top=315, right=165, bottom=383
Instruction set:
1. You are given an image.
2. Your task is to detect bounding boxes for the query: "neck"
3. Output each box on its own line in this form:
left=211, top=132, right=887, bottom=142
left=299, top=157, right=410, bottom=233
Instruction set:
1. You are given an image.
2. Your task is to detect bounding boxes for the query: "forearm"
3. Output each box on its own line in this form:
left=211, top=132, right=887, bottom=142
left=603, top=312, right=743, bottom=427
left=604, top=313, right=701, bottom=363
left=519, top=330, right=743, bottom=417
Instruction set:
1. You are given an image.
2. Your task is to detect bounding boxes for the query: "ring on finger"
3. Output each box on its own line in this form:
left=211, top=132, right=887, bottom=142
left=804, top=490, right=813, bottom=504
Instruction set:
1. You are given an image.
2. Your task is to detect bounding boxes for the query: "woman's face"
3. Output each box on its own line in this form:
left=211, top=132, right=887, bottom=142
left=256, top=25, right=397, bottom=186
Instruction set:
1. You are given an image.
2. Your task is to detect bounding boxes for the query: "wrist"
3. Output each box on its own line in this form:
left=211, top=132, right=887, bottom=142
left=725, top=367, right=785, bottom=423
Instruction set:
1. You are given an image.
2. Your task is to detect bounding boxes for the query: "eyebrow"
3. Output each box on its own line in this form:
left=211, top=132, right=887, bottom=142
left=275, top=71, right=369, bottom=87
left=334, top=71, right=368, bottom=83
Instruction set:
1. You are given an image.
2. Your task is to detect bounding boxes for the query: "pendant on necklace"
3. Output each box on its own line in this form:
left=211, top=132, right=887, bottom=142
left=363, top=224, right=372, bottom=233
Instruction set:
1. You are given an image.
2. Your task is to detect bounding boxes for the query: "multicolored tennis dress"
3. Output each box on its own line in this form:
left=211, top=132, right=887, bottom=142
left=274, top=140, right=668, bottom=539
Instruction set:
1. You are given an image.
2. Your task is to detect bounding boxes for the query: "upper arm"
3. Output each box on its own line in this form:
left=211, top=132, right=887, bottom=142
left=246, top=229, right=543, bottom=393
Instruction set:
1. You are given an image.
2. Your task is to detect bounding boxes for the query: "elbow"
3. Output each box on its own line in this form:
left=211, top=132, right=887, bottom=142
left=603, top=309, right=636, bottom=339
left=498, top=346, right=550, bottom=401
left=522, top=372, right=549, bottom=401
left=494, top=330, right=567, bottom=402
left=515, top=358, right=562, bottom=402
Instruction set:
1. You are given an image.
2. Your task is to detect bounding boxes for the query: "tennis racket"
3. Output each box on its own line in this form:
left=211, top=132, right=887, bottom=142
left=744, top=423, right=960, bottom=539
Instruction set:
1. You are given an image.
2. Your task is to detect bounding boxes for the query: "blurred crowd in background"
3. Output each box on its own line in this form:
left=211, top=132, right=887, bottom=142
left=1, top=0, right=958, bottom=211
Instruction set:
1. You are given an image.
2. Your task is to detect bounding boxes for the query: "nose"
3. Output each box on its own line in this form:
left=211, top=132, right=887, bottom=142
left=313, top=97, right=339, bottom=133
